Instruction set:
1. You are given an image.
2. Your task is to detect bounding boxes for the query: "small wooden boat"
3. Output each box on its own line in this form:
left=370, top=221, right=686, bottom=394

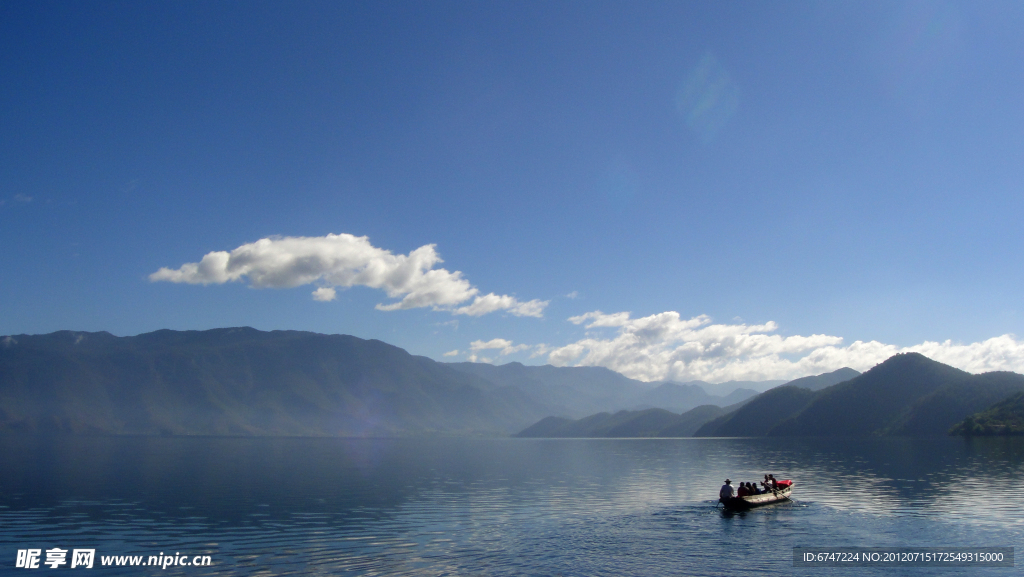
left=720, top=481, right=793, bottom=510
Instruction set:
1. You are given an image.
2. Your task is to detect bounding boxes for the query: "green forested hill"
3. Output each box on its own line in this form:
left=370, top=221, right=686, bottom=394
left=886, top=372, right=1024, bottom=435
left=950, top=391, right=1024, bottom=435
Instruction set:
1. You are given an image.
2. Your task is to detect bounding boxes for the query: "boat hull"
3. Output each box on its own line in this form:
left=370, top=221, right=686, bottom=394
left=720, top=486, right=792, bottom=510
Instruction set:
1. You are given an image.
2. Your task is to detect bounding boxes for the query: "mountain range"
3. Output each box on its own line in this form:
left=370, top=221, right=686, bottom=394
left=516, top=367, right=859, bottom=438
left=0, top=328, right=542, bottom=436
left=444, top=361, right=765, bottom=417
left=8, top=329, right=1012, bottom=439
left=516, top=357, right=1024, bottom=438
left=694, top=353, right=1024, bottom=437
left=0, top=328, right=775, bottom=436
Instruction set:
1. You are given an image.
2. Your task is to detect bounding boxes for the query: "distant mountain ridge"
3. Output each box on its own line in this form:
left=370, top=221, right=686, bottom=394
left=0, top=328, right=796, bottom=437
left=778, top=367, right=860, bottom=391
left=516, top=367, right=859, bottom=438
left=445, top=361, right=652, bottom=418
left=0, top=328, right=545, bottom=436
left=627, top=382, right=758, bottom=414
left=674, top=378, right=788, bottom=396
left=444, top=361, right=765, bottom=418
left=515, top=404, right=739, bottom=438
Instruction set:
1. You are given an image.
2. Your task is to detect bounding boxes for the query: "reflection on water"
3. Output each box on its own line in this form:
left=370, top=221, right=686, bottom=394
left=1, top=436, right=1021, bottom=575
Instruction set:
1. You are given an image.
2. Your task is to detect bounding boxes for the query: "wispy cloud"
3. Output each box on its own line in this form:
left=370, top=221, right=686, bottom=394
left=470, top=338, right=531, bottom=357
left=150, top=233, right=548, bottom=317
left=676, top=52, right=740, bottom=141
left=529, top=343, right=551, bottom=358
left=13, top=193, right=32, bottom=203
left=443, top=349, right=460, bottom=357
left=453, top=293, right=547, bottom=318
left=545, top=310, right=1024, bottom=382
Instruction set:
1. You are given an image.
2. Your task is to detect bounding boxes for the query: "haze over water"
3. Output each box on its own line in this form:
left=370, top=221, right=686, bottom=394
left=1, top=436, right=1021, bottom=575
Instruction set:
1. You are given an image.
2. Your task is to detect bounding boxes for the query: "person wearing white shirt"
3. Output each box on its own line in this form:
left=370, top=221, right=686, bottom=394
left=719, top=479, right=734, bottom=501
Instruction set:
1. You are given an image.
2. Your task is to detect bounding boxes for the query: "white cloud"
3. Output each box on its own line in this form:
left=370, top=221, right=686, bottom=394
left=568, top=310, right=635, bottom=327
left=530, top=344, right=552, bottom=358
left=443, top=349, right=460, bottom=357
left=311, top=287, right=336, bottom=301
left=566, top=291, right=579, bottom=299
left=545, top=310, right=1024, bottom=383
left=13, top=193, right=32, bottom=203
left=470, top=338, right=531, bottom=356
left=453, top=293, right=548, bottom=318
left=150, top=233, right=547, bottom=317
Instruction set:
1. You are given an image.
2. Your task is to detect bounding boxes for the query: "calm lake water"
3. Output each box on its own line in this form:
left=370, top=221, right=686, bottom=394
left=1, top=435, right=1021, bottom=575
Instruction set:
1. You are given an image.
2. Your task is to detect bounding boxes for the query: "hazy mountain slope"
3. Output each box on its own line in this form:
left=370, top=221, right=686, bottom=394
left=628, top=384, right=757, bottom=413
left=657, top=405, right=728, bottom=437
left=780, top=367, right=860, bottom=391
left=515, top=408, right=682, bottom=438
left=447, top=361, right=655, bottom=418
left=601, top=409, right=684, bottom=437
left=448, top=362, right=770, bottom=417
left=950, top=391, right=1024, bottom=435
left=515, top=416, right=576, bottom=437
left=0, top=328, right=546, bottom=436
left=515, top=399, right=753, bottom=439
left=719, top=388, right=760, bottom=405
left=769, top=353, right=971, bottom=436
left=679, top=379, right=787, bottom=396
left=631, top=382, right=716, bottom=412
left=694, top=386, right=818, bottom=437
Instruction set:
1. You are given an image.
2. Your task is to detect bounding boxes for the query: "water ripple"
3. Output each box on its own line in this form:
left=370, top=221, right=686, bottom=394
left=2, top=436, right=1022, bottom=575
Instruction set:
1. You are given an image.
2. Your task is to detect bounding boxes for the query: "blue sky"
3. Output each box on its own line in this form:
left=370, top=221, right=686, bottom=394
left=3, top=1, right=1023, bottom=382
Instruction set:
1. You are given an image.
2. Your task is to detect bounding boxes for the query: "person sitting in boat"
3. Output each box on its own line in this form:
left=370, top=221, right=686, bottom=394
left=768, top=474, right=778, bottom=489
left=719, top=479, right=734, bottom=501
left=736, top=482, right=748, bottom=497
left=749, top=482, right=761, bottom=495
